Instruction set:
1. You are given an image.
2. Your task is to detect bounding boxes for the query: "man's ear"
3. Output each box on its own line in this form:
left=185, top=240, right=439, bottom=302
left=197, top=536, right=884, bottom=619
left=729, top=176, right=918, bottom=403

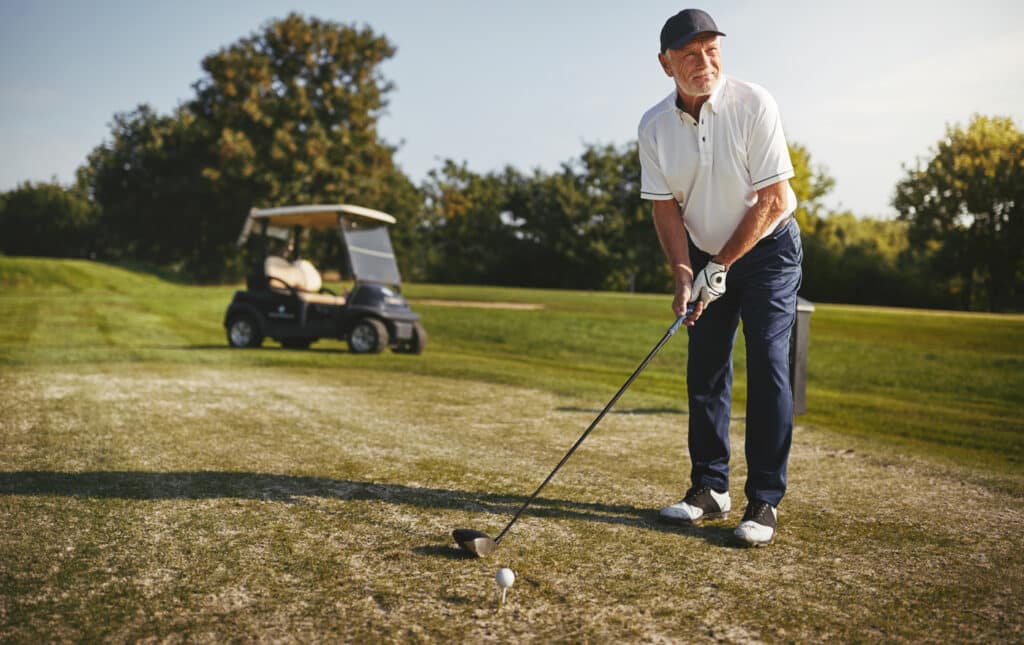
left=657, top=52, right=673, bottom=77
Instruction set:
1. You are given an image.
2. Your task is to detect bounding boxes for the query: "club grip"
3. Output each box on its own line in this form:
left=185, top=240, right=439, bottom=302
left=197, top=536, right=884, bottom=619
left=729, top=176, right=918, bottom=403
left=669, top=303, right=696, bottom=335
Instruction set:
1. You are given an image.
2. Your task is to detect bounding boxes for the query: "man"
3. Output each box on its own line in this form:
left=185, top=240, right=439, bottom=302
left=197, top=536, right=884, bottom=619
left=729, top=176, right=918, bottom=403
left=638, top=8, right=802, bottom=546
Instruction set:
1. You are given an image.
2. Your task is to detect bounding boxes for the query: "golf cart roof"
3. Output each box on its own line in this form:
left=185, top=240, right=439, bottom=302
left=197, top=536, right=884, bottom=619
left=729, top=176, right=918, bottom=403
left=237, top=204, right=396, bottom=245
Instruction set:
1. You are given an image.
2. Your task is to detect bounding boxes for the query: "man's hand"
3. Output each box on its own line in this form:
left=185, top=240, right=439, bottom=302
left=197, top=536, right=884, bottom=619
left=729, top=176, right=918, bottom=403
left=673, top=276, right=704, bottom=325
left=689, top=260, right=727, bottom=308
left=673, top=278, right=692, bottom=317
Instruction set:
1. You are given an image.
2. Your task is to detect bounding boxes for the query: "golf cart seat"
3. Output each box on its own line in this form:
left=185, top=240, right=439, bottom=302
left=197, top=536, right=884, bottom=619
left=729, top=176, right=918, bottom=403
left=264, top=256, right=346, bottom=306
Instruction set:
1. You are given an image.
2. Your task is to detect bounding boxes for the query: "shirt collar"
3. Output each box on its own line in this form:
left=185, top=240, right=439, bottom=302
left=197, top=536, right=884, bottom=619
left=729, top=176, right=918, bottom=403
left=705, top=75, right=727, bottom=114
left=670, top=75, right=727, bottom=116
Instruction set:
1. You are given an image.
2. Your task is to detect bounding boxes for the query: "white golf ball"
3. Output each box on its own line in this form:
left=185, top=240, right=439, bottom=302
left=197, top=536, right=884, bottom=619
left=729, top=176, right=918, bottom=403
left=495, top=567, right=515, bottom=589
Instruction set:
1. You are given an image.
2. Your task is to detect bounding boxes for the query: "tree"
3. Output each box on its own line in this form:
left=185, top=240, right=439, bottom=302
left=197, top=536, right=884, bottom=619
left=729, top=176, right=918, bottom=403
left=419, top=160, right=527, bottom=285
left=893, top=115, right=1024, bottom=311
left=788, top=142, right=835, bottom=229
left=415, top=141, right=847, bottom=293
left=82, top=105, right=216, bottom=271
left=82, top=13, right=408, bottom=282
left=786, top=143, right=949, bottom=308
left=510, top=143, right=668, bottom=292
left=190, top=13, right=400, bottom=208
left=572, top=143, right=667, bottom=292
left=0, top=180, right=98, bottom=258
left=416, top=146, right=656, bottom=290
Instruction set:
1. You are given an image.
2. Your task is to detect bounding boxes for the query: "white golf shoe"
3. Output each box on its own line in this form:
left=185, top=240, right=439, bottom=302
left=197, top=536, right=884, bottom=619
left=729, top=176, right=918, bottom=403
left=734, top=501, right=777, bottom=546
left=659, top=486, right=731, bottom=524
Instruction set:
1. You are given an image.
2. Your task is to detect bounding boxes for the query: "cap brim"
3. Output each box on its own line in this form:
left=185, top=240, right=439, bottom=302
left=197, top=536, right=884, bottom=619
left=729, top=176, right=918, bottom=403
left=665, top=30, right=726, bottom=52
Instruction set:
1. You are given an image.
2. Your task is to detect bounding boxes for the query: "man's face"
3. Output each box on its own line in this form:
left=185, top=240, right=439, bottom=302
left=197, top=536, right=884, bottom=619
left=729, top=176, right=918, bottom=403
left=658, top=35, right=722, bottom=98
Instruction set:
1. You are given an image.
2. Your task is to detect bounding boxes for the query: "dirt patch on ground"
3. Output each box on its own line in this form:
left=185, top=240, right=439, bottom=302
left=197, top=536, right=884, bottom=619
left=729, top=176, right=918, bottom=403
left=411, top=299, right=543, bottom=310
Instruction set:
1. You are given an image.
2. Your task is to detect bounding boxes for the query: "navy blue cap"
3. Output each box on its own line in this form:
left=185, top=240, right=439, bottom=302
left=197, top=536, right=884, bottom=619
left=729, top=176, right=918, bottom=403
left=660, top=9, right=725, bottom=53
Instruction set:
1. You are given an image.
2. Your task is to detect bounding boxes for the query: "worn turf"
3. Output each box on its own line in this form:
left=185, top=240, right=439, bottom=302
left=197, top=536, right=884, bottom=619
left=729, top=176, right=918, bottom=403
left=1, top=257, right=1022, bottom=641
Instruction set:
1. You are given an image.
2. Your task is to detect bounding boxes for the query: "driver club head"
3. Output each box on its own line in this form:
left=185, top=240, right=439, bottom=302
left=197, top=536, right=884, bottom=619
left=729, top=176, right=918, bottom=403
left=452, top=528, right=497, bottom=557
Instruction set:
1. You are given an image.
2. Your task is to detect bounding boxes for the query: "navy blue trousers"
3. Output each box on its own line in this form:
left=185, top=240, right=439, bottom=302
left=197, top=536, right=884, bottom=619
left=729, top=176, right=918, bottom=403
left=686, top=219, right=803, bottom=506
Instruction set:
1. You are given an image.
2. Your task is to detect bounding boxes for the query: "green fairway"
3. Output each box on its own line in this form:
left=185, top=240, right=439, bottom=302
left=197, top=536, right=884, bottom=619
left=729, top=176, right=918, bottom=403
left=3, top=256, right=1021, bottom=471
left=1, top=257, right=1022, bottom=641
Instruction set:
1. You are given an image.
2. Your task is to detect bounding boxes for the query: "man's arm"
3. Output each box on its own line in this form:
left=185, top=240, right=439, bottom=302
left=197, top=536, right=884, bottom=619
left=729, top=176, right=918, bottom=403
left=651, top=198, right=697, bottom=321
left=713, top=179, right=791, bottom=268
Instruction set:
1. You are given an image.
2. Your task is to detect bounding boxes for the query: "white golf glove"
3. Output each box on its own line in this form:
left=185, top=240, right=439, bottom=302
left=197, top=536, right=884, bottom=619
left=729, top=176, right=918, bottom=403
left=689, top=260, right=727, bottom=307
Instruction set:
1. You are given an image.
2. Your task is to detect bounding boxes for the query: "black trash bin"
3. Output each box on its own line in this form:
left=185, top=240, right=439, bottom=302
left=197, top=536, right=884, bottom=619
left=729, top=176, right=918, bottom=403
left=789, top=297, right=815, bottom=416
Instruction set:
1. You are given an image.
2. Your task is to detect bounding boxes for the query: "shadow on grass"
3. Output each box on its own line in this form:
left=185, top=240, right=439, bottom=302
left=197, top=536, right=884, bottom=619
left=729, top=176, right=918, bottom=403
left=557, top=408, right=750, bottom=424
left=161, top=345, right=352, bottom=355
left=412, top=544, right=478, bottom=560
left=556, top=406, right=686, bottom=415
left=660, top=521, right=744, bottom=548
left=0, top=470, right=736, bottom=548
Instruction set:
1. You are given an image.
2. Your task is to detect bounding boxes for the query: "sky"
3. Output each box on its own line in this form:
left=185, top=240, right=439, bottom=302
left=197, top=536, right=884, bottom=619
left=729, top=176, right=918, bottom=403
left=2, top=0, right=1023, bottom=218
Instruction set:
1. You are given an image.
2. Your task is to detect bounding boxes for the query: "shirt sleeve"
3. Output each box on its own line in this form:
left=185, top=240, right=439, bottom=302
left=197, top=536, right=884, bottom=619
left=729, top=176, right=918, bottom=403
left=746, top=90, right=795, bottom=190
left=639, top=124, right=674, bottom=201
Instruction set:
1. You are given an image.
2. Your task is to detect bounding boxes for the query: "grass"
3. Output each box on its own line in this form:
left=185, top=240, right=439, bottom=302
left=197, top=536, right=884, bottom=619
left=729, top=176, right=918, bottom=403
left=1, top=256, right=1022, bottom=641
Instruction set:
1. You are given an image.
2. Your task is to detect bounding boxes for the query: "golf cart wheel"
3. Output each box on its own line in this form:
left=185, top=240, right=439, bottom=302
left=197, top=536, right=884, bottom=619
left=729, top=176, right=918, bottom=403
left=227, top=314, right=263, bottom=348
left=348, top=318, right=388, bottom=354
left=280, top=338, right=314, bottom=350
left=393, top=321, right=427, bottom=355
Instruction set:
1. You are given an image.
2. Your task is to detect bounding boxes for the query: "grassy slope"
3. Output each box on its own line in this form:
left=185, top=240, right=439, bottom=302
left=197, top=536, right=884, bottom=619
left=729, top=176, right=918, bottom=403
left=1, top=257, right=1022, bottom=642
left=2, top=257, right=1021, bottom=472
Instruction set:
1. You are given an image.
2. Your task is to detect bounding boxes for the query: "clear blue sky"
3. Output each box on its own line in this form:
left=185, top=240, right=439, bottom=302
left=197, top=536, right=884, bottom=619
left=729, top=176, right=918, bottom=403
left=2, top=0, right=1022, bottom=217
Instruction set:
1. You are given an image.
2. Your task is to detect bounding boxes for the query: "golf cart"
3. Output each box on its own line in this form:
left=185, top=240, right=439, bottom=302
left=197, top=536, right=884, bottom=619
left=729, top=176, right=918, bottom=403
left=223, top=204, right=426, bottom=354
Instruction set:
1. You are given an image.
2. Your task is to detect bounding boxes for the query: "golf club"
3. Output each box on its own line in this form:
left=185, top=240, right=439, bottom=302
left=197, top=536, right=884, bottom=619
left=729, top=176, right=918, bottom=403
left=453, top=308, right=692, bottom=556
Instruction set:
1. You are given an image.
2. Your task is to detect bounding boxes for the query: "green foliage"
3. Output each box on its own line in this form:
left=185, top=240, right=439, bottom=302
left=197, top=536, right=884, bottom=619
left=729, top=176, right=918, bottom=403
left=82, top=105, right=223, bottom=276
left=798, top=211, right=945, bottom=307
left=419, top=144, right=670, bottom=291
left=417, top=160, right=528, bottom=285
left=788, top=141, right=835, bottom=228
left=81, top=14, right=406, bottom=283
left=190, top=13, right=399, bottom=206
left=0, top=181, right=98, bottom=258
left=518, top=143, right=667, bottom=292
left=785, top=144, right=946, bottom=308
left=893, top=115, right=1024, bottom=311
left=415, top=141, right=927, bottom=304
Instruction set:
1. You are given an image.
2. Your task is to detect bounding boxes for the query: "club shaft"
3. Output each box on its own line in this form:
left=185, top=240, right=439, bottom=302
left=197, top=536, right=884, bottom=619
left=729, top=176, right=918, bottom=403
left=494, top=315, right=686, bottom=544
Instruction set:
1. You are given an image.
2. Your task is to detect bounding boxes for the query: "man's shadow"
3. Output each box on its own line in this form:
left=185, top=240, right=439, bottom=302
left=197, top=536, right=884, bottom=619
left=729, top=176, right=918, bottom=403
left=0, top=470, right=742, bottom=553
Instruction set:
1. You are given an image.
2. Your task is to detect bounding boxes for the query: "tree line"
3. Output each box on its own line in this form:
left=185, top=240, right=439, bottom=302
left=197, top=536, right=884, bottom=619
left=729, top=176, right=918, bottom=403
left=1, top=14, right=1020, bottom=311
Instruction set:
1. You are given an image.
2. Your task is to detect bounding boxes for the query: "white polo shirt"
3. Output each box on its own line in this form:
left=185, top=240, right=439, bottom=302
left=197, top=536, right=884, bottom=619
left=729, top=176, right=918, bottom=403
left=638, top=75, right=797, bottom=254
